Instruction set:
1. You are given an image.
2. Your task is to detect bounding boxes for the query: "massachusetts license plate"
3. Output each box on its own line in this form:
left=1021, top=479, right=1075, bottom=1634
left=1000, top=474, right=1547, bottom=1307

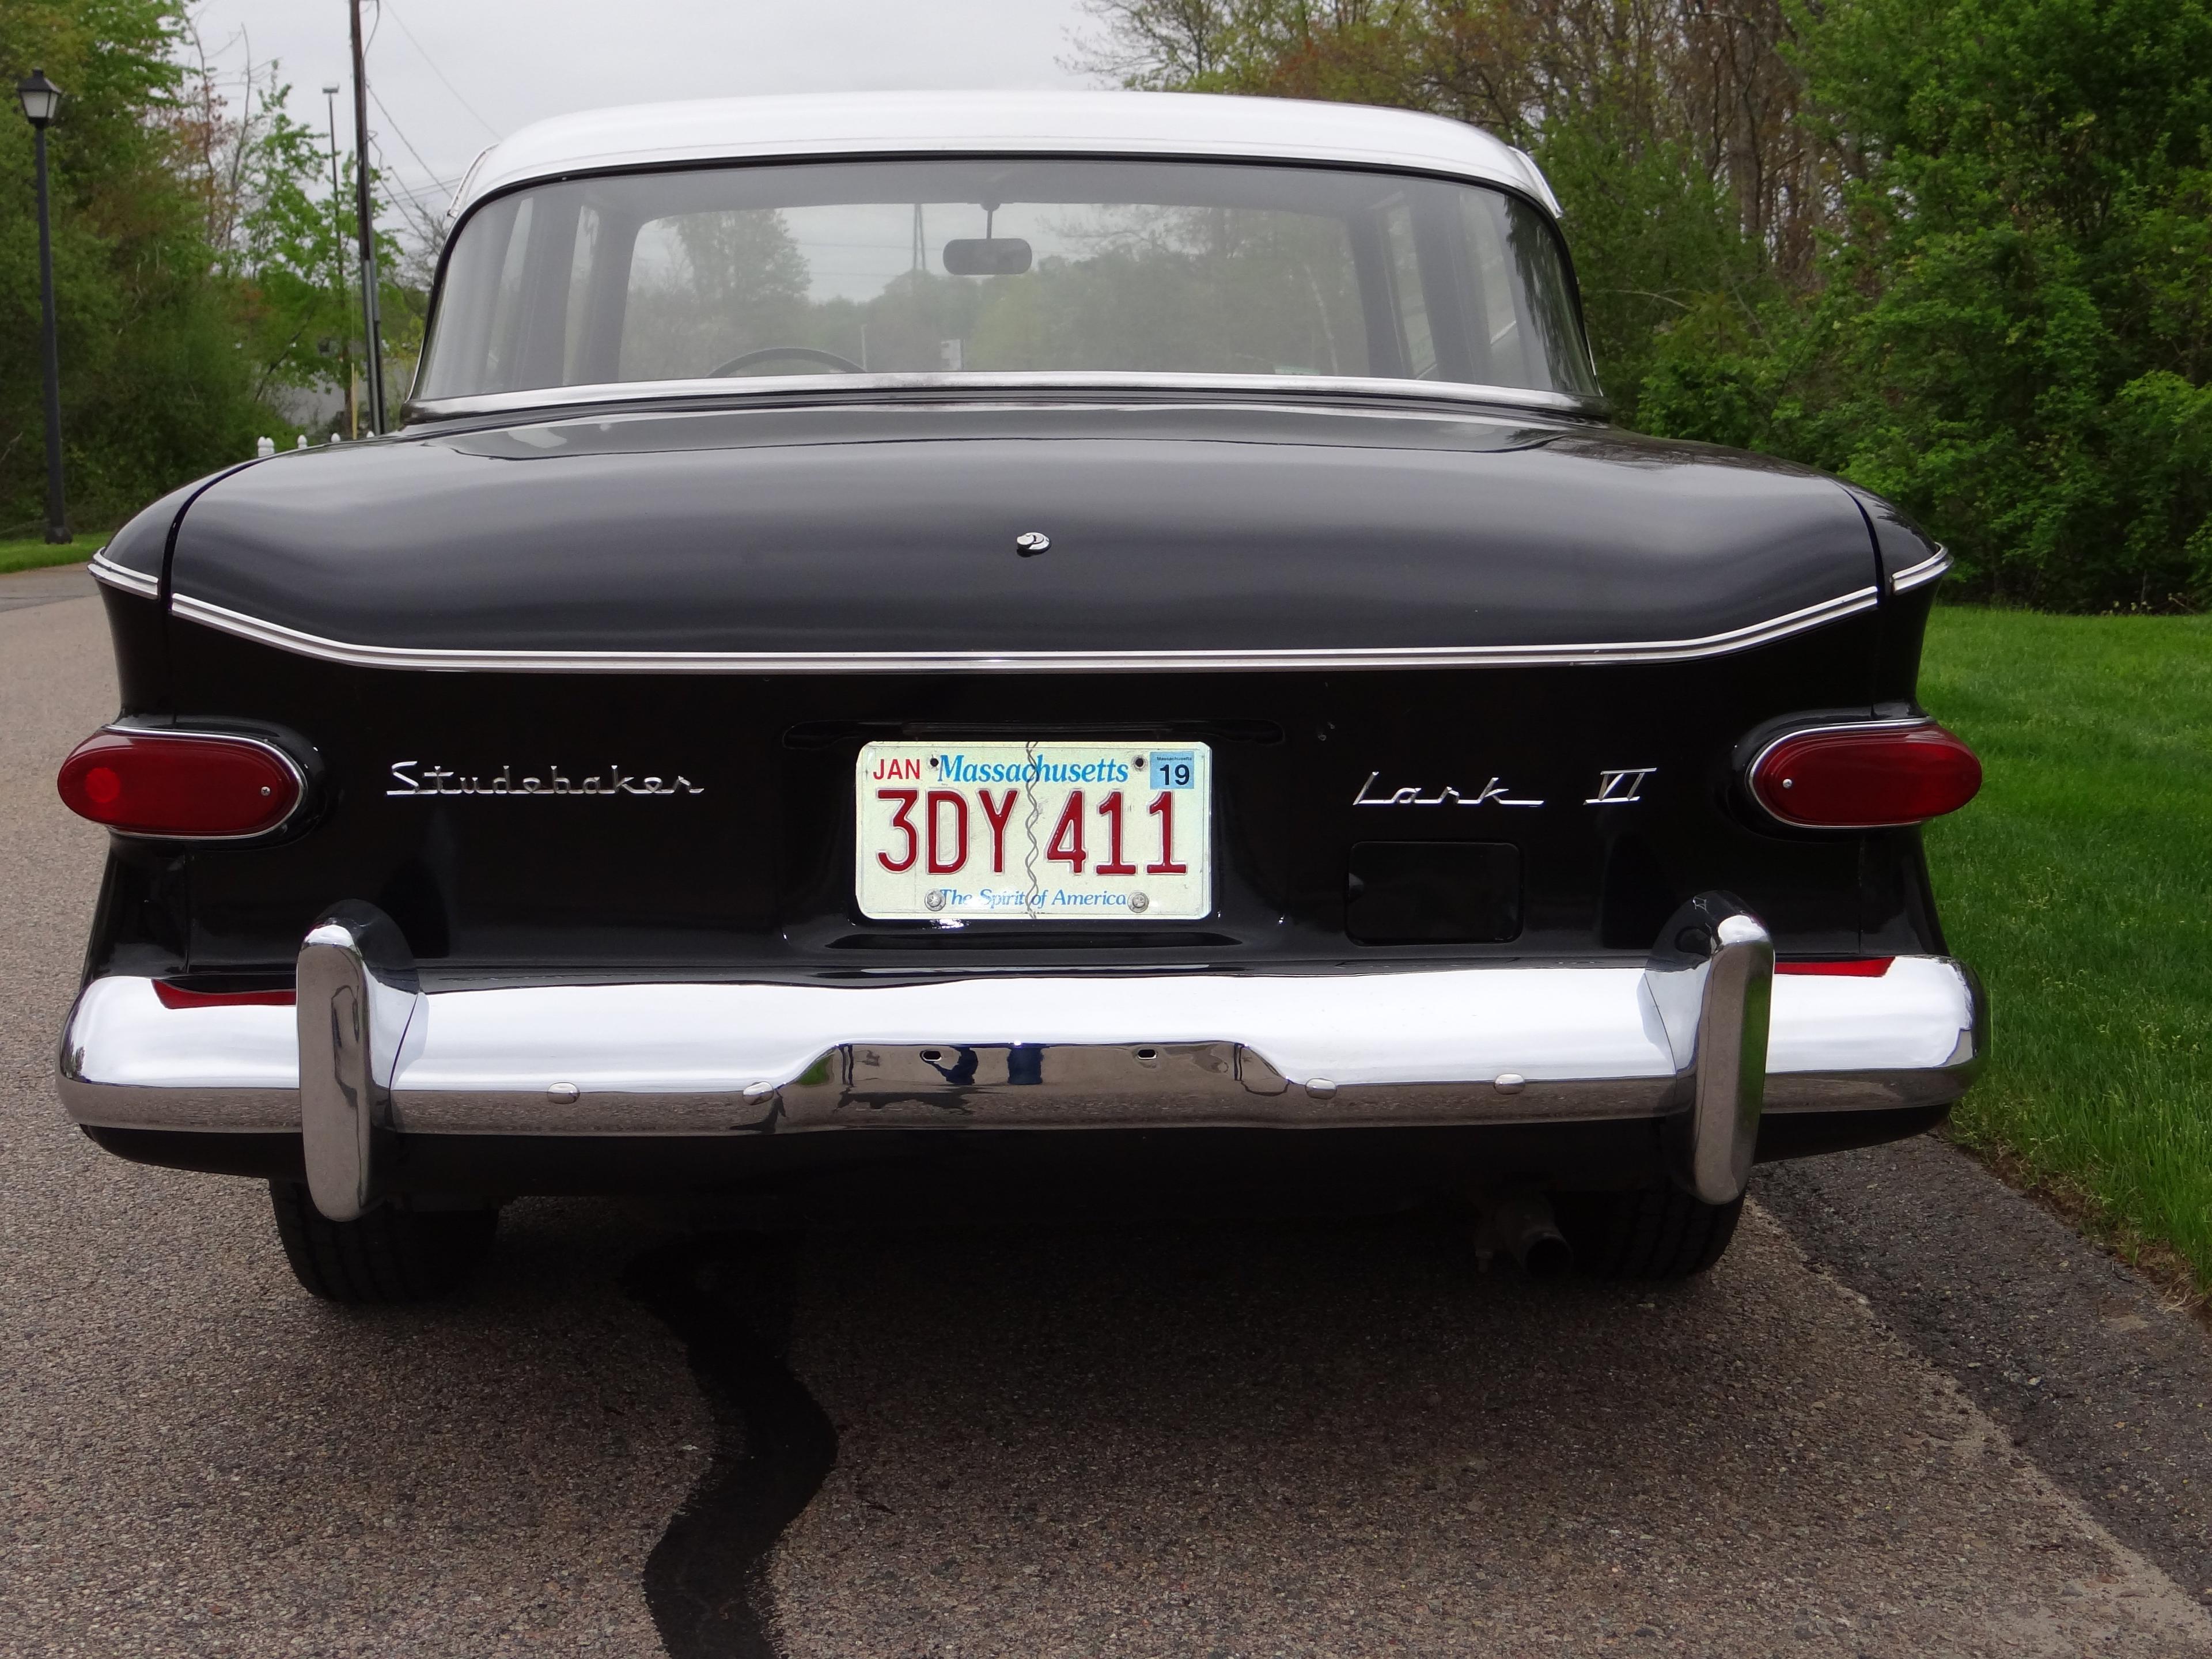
left=855, top=740, right=1212, bottom=921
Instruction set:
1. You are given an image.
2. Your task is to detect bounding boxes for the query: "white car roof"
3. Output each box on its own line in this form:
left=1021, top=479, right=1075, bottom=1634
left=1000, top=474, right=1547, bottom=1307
left=454, top=89, right=1560, bottom=220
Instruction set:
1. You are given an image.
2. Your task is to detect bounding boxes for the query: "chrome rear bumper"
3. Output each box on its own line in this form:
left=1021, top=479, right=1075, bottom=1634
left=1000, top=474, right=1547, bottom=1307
left=58, top=897, right=1981, bottom=1219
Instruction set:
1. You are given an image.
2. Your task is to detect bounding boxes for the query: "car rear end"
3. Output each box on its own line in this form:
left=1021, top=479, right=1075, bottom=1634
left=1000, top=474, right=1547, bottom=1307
left=51, top=96, right=1984, bottom=1294
left=60, top=406, right=1980, bottom=1224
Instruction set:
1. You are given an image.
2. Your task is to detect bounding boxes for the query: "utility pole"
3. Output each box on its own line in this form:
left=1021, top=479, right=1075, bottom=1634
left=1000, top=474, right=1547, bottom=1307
left=323, top=85, right=356, bottom=440
left=349, top=0, right=387, bottom=433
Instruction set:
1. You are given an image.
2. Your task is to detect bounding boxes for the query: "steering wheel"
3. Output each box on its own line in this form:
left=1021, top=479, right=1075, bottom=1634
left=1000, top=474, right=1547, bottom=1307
left=708, top=346, right=865, bottom=377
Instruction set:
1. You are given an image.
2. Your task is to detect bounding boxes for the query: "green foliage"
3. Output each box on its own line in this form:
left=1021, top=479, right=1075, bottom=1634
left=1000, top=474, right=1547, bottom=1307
left=1086, top=0, right=2212, bottom=610
left=1080, top=0, right=1820, bottom=426
left=1919, top=605, right=2212, bottom=1285
left=1642, top=0, right=2212, bottom=609
left=0, top=1, right=252, bottom=532
left=228, top=86, right=358, bottom=406
left=0, top=2, right=412, bottom=534
left=1529, top=111, right=1778, bottom=423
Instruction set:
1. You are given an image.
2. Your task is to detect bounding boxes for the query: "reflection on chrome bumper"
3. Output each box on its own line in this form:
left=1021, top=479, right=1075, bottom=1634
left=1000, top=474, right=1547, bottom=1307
left=59, top=926, right=1980, bottom=1168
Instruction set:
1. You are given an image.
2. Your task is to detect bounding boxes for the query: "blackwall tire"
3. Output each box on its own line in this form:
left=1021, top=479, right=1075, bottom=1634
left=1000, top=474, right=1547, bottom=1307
left=1555, top=1185, right=1743, bottom=1281
left=269, top=1181, right=498, bottom=1302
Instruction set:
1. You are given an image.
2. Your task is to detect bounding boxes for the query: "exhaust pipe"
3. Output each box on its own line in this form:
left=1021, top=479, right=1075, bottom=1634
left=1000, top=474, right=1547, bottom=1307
left=1479, top=1191, right=1574, bottom=1278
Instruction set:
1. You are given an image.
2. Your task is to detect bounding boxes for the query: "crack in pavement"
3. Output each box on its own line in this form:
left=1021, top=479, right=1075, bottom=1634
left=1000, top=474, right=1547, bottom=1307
left=624, top=1233, right=840, bottom=1658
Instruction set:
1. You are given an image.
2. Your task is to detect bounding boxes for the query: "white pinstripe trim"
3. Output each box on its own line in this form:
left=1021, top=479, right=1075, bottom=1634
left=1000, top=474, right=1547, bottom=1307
left=166, top=585, right=1882, bottom=675
left=1888, top=548, right=1952, bottom=594
left=89, top=551, right=160, bottom=600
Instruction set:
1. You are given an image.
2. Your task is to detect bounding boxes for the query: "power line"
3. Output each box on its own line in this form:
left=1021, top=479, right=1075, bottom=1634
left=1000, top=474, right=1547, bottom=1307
left=370, top=141, right=449, bottom=245
left=367, top=86, right=456, bottom=221
left=376, top=0, right=501, bottom=141
left=374, top=159, right=463, bottom=195
left=365, top=136, right=447, bottom=237
left=372, top=178, right=446, bottom=251
left=383, top=172, right=459, bottom=201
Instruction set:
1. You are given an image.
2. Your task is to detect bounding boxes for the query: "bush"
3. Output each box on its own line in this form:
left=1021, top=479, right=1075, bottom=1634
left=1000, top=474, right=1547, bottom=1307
left=1082, top=0, right=2212, bottom=611
left=1644, top=0, right=2212, bottom=609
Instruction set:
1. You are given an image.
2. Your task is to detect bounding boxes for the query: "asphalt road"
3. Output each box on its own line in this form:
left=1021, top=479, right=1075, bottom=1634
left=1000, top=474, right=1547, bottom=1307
left=0, top=562, right=95, bottom=613
left=5, top=567, right=2210, bottom=1657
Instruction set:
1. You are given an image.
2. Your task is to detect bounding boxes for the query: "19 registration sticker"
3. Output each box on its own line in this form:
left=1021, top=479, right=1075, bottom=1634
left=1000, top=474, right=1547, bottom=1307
left=855, top=741, right=1212, bottom=921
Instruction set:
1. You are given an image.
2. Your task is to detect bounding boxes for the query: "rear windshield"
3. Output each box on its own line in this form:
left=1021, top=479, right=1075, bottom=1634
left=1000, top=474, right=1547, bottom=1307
left=416, top=157, right=1597, bottom=402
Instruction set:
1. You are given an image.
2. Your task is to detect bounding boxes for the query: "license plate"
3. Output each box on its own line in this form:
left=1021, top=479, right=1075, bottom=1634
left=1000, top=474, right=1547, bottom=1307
left=855, top=740, right=1212, bottom=921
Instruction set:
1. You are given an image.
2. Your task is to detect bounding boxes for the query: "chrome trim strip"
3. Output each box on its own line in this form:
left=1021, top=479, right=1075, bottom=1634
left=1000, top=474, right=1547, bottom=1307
left=1889, top=548, right=1952, bottom=594
left=89, top=552, right=160, bottom=600
left=404, top=370, right=1604, bottom=425
left=67, top=1062, right=1974, bottom=1135
left=169, top=585, right=1881, bottom=677
left=59, top=953, right=1979, bottom=1137
left=426, top=393, right=1556, bottom=433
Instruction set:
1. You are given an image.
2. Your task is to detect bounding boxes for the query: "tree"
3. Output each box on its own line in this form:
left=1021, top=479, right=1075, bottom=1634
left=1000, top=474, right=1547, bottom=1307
left=1076, top=0, right=1822, bottom=420
left=167, top=14, right=422, bottom=430
left=1081, top=0, right=2212, bottom=609
left=0, top=1, right=419, bottom=532
left=0, top=0, right=264, bottom=530
left=167, top=25, right=361, bottom=413
left=1636, top=0, right=2212, bottom=607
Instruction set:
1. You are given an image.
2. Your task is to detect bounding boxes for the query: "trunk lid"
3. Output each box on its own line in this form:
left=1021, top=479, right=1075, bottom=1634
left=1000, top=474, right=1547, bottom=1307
left=168, top=402, right=1876, bottom=660
left=153, top=400, right=1889, bottom=983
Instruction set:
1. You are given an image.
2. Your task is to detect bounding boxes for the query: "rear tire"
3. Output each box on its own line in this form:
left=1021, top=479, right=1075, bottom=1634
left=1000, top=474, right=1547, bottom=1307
left=1556, top=1184, right=1743, bottom=1281
left=270, top=1180, right=498, bottom=1302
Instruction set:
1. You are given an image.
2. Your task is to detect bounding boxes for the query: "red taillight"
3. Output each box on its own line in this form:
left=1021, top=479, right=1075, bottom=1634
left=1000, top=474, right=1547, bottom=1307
left=1777, top=957, right=1895, bottom=977
left=1750, top=721, right=1981, bottom=829
left=57, top=729, right=302, bottom=838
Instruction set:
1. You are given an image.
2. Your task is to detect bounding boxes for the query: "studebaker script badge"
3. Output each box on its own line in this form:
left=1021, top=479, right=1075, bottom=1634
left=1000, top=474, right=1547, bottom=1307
left=385, top=761, right=704, bottom=797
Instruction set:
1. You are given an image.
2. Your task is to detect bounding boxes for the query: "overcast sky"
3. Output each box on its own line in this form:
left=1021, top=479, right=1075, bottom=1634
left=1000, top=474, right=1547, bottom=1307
left=188, top=0, right=1101, bottom=240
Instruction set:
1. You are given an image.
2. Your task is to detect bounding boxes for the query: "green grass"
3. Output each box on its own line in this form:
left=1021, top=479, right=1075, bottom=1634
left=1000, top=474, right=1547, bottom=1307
left=1919, top=606, right=2212, bottom=1289
left=0, top=535, right=103, bottom=575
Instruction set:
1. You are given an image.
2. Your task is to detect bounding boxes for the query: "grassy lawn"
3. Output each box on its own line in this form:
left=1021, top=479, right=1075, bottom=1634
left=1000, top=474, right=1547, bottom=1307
left=0, top=535, right=104, bottom=575
left=1920, top=606, right=2212, bottom=1290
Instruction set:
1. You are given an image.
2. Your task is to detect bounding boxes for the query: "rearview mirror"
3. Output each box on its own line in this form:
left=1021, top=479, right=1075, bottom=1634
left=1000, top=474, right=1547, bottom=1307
left=942, top=237, right=1032, bottom=277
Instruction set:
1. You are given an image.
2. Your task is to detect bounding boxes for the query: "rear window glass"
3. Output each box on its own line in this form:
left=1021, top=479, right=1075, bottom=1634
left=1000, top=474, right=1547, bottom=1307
left=419, top=157, right=1597, bottom=401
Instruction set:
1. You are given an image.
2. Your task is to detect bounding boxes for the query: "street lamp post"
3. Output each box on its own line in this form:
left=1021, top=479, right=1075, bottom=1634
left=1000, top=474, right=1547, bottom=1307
left=17, top=68, right=68, bottom=544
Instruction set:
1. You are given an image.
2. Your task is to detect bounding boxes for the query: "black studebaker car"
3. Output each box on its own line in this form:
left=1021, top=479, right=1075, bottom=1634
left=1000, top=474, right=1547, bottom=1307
left=56, top=92, right=1983, bottom=1301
